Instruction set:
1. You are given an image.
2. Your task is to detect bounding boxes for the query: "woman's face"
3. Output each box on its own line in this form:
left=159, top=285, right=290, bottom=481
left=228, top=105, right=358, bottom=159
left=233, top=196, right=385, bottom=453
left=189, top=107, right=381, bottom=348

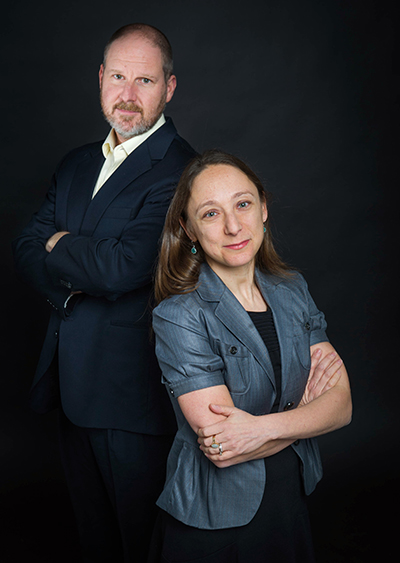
left=181, top=164, right=268, bottom=278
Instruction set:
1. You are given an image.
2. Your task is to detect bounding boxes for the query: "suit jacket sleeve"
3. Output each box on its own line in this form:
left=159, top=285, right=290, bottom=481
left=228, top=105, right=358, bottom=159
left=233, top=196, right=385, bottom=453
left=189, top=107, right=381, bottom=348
left=12, top=163, right=72, bottom=315
left=13, top=131, right=194, bottom=314
left=44, top=169, right=181, bottom=301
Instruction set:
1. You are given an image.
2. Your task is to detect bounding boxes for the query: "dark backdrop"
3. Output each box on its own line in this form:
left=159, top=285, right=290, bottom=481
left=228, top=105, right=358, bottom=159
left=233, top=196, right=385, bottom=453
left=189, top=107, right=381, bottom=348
left=1, top=1, right=397, bottom=561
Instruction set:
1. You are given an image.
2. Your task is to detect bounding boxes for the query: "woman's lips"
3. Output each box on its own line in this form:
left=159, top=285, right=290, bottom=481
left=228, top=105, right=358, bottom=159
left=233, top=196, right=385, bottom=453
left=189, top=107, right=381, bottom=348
left=223, top=239, right=250, bottom=250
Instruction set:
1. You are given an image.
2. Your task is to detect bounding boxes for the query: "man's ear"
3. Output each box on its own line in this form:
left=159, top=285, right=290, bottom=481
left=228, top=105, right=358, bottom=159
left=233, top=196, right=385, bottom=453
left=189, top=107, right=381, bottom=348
left=166, top=74, right=177, bottom=103
left=99, top=64, right=104, bottom=89
left=179, top=217, right=196, bottom=242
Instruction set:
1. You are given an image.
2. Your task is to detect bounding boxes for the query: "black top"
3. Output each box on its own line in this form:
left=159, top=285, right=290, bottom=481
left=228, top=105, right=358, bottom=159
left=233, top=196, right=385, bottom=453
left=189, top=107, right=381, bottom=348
left=247, top=308, right=282, bottom=412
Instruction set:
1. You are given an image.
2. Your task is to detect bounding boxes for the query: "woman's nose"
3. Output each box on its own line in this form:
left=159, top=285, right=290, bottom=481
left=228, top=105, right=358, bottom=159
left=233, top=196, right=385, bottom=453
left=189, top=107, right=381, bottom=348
left=224, top=213, right=242, bottom=235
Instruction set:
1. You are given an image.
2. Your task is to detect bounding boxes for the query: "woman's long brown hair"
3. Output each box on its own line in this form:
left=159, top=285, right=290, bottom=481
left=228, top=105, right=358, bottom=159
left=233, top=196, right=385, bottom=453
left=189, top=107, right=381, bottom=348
left=154, top=150, right=292, bottom=304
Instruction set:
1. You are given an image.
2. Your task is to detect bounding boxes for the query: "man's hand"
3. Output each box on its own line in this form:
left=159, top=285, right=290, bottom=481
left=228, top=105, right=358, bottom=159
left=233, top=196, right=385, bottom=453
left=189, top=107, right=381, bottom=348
left=45, top=231, right=69, bottom=253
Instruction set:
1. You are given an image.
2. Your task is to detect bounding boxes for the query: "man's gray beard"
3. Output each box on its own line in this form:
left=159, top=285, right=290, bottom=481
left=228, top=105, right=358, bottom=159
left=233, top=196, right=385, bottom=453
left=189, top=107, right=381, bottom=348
left=108, top=113, right=161, bottom=139
left=100, top=89, right=167, bottom=140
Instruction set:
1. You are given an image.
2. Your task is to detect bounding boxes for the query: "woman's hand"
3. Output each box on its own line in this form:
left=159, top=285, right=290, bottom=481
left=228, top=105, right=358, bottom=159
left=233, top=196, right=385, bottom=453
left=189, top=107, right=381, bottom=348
left=198, top=405, right=275, bottom=462
left=197, top=344, right=346, bottom=468
left=197, top=404, right=298, bottom=469
left=299, top=347, right=343, bottom=407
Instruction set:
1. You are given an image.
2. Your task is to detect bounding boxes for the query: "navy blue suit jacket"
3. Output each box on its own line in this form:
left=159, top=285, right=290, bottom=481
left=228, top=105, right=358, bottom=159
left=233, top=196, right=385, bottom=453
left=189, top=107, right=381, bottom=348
left=13, top=118, right=196, bottom=434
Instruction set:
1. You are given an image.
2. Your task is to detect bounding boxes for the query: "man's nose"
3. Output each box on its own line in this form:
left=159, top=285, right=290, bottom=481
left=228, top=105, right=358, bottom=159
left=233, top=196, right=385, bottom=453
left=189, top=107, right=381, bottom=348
left=121, top=81, right=139, bottom=102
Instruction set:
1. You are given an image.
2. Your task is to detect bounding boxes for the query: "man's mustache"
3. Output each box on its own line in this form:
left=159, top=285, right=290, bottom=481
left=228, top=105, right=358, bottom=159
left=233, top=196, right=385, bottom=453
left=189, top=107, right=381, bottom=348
left=113, top=102, right=143, bottom=114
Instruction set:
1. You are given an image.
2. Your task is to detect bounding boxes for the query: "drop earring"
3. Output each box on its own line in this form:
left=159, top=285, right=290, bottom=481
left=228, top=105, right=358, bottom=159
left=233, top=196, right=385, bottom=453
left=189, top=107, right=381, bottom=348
left=191, top=241, right=197, bottom=254
left=263, top=226, right=266, bottom=233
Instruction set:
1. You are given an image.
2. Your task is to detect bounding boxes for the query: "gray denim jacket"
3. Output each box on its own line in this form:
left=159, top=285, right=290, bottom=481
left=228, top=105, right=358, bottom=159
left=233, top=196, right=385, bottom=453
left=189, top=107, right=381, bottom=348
left=153, top=264, right=327, bottom=529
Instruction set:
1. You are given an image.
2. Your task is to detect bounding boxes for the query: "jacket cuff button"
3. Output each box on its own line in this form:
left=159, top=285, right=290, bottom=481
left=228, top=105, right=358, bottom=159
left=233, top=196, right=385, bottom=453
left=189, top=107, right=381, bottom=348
left=283, top=401, right=295, bottom=411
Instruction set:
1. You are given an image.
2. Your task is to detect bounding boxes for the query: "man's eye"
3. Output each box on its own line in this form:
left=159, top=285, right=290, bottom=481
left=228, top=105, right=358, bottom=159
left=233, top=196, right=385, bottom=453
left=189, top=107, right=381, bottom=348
left=141, top=78, right=151, bottom=84
left=113, top=74, right=124, bottom=80
left=238, top=201, right=250, bottom=208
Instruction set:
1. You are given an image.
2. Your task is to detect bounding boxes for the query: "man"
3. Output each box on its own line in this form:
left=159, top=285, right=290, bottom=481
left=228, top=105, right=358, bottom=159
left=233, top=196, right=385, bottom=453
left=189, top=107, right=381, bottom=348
left=13, top=24, right=195, bottom=562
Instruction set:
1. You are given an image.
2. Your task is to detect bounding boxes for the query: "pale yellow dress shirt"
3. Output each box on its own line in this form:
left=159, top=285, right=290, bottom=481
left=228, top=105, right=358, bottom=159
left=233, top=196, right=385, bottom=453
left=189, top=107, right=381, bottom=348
left=92, top=114, right=166, bottom=198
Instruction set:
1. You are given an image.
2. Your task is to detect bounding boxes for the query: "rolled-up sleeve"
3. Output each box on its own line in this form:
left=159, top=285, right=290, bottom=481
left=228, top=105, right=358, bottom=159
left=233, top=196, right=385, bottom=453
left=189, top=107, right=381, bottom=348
left=301, top=274, right=329, bottom=345
left=152, top=298, right=226, bottom=397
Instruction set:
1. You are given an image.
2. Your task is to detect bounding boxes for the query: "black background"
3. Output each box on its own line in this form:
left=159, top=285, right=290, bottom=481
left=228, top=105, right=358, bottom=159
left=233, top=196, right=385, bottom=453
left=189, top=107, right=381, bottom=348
left=1, top=1, right=397, bottom=561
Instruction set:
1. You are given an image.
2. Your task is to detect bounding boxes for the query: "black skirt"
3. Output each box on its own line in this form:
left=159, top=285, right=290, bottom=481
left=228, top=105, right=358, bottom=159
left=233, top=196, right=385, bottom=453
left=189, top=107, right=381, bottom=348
left=147, top=446, right=316, bottom=563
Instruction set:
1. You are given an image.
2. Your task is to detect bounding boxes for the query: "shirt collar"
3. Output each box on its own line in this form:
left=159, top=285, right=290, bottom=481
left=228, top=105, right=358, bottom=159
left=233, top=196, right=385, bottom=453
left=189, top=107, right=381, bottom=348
left=102, top=114, right=166, bottom=159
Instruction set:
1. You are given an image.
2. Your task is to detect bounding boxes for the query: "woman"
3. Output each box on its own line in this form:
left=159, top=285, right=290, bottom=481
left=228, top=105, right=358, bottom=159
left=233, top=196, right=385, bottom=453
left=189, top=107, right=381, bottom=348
left=150, top=150, right=352, bottom=562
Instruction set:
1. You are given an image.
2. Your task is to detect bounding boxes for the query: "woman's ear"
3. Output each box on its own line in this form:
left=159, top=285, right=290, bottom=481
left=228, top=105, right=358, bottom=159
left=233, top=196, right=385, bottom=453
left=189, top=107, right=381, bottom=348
left=262, top=199, right=268, bottom=223
left=179, top=217, right=197, bottom=242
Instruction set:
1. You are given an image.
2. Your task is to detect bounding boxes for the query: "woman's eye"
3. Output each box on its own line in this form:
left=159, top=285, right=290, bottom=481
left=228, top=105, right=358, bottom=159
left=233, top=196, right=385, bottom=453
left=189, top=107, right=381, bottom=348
left=204, top=211, right=217, bottom=218
left=238, top=201, right=250, bottom=208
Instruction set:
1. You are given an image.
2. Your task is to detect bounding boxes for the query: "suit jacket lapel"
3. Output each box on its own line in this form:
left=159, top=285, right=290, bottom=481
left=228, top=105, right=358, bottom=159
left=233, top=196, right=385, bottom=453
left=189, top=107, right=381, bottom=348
left=198, top=266, right=276, bottom=390
left=66, top=117, right=178, bottom=236
left=79, top=141, right=153, bottom=236
left=66, top=147, right=104, bottom=234
left=256, top=271, right=294, bottom=396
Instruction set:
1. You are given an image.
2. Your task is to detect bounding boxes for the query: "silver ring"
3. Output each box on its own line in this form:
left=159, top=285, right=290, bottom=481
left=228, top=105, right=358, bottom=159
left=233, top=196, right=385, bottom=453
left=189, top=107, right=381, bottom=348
left=218, top=443, right=223, bottom=455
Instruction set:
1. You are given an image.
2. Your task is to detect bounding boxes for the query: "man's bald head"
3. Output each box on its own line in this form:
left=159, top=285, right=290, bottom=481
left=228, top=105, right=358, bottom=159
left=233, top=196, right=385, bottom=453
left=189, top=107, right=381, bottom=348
left=103, top=23, right=173, bottom=82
